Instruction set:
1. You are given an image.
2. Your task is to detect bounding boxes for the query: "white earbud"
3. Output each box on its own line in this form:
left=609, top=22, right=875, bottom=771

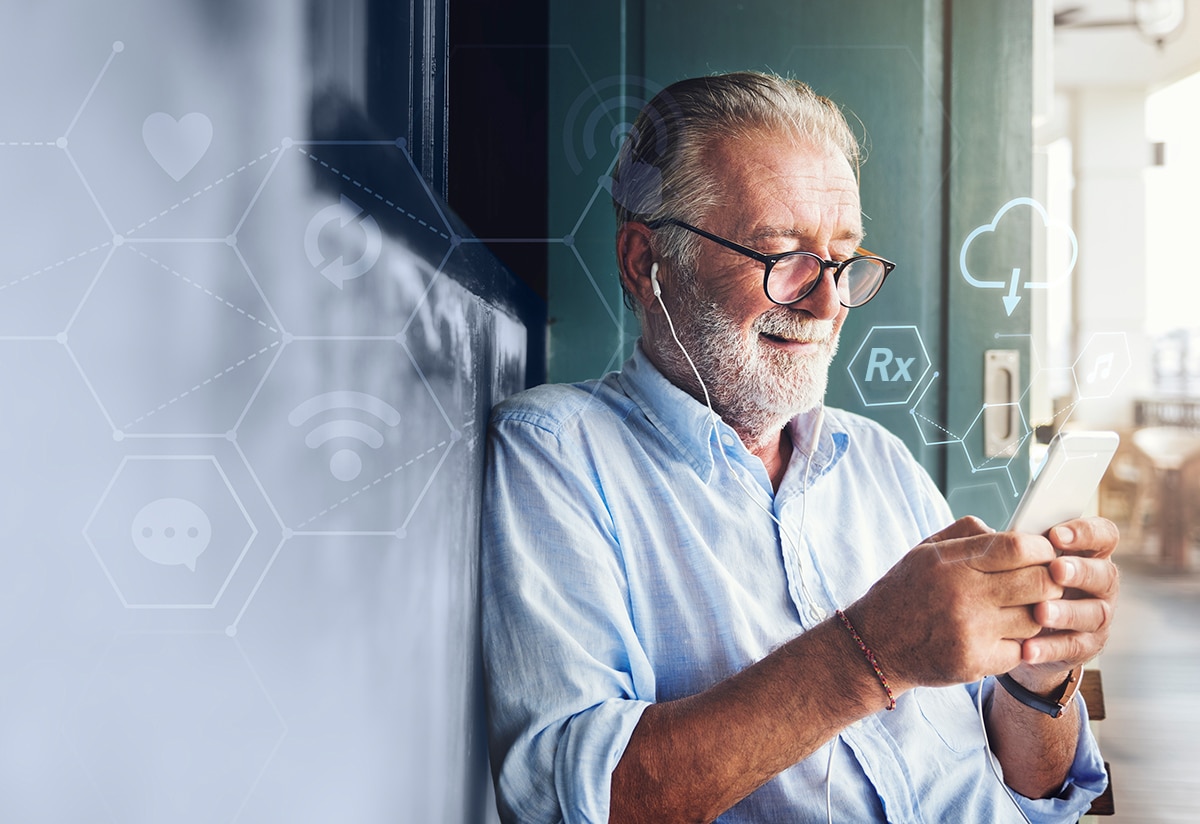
left=650, top=262, right=661, bottom=298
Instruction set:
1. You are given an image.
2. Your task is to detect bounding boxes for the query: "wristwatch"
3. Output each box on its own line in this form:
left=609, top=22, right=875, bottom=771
left=996, top=666, right=1083, bottom=718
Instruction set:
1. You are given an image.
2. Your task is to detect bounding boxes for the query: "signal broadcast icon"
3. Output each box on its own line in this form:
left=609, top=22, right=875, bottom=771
left=288, top=391, right=402, bottom=483
left=959, top=197, right=1078, bottom=316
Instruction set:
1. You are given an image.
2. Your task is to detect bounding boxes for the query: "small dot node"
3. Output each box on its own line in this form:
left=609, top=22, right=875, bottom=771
left=225, top=234, right=237, bottom=246
left=112, top=430, right=125, bottom=442
left=563, top=234, right=575, bottom=247
left=282, top=528, right=294, bottom=540
left=225, top=625, right=237, bottom=637
left=55, top=332, right=67, bottom=345
left=282, top=332, right=294, bottom=345
left=395, top=527, right=407, bottom=539
left=112, top=41, right=124, bottom=52
left=281, top=137, right=294, bottom=149
left=395, top=138, right=407, bottom=149
left=224, top=430, right=237, bottom=442
left=56, top=137, right=68, bottom=149
left=112, top=234, right=124, bottom=247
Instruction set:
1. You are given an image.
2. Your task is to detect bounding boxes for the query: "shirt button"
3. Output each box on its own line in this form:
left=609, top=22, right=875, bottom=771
left=806, top=606, right=828, bottom=623
left=720, top=432, right=736, bottom=447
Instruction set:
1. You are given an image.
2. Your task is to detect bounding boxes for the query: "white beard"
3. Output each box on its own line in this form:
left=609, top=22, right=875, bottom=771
left=650, top=275, right=838, bottom=447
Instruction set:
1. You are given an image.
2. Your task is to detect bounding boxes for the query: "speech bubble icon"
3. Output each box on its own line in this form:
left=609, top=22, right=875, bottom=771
left=131, top=498, right=212, bottom=572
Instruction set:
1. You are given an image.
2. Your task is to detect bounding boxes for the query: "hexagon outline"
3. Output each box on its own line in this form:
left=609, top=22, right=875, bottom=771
left=235, top=339, right=459, bottom=533
left=847, top=324, right=932, bottom=407
left=64, top=241, right=286, bottom=439
left=82, top=454, right=258, bottom=608
left=1071, top=331, right=1131, bottom=401
left=960, top=400, right=1032, bottom=479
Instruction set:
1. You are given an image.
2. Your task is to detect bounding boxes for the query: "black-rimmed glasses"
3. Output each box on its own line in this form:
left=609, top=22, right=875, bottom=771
left=645, top=217, right=896, bottom=308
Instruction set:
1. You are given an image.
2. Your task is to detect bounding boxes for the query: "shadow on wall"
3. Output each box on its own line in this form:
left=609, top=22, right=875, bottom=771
left=0, top=2, right=530, bottom=822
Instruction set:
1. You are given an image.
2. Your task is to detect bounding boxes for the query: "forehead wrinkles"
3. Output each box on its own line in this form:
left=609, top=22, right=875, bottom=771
left=705, top=137, right=861, bottom=242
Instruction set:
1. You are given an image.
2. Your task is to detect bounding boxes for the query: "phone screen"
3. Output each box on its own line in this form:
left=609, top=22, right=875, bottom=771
left=1005, top=431, right=1119, bottom=535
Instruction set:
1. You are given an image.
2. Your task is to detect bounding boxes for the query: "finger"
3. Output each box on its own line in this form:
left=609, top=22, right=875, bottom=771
left=1022, top=630, right=1100, bottom=667
left=1047, top=516, right=1120, bottom=559
left=1034, top=597, right=1114, bottom=634
left=938, top=531, right=1056, bottom=572
left=988, top=564, right=1065, bottom=607
left=995, top=604, right=1047, bottom=641
left=1049, top=556, right=1120, bottom=601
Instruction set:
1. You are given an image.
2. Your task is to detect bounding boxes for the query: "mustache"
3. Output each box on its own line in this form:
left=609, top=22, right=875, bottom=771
left=754, top=311, right=835, bottom=343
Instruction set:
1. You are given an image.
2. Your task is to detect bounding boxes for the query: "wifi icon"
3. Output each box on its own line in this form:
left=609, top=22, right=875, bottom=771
left=288, top=391, right=402, bottom=482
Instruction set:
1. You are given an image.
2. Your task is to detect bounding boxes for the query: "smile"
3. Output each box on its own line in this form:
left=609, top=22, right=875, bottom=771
left=760, top=332, right=824, bottom=347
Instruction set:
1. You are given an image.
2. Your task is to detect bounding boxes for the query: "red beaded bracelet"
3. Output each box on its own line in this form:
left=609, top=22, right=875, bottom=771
left=836, top=608, right=896, bottom=711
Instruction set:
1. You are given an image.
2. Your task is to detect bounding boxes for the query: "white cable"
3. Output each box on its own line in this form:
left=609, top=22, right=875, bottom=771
left=976, top=678, right=1034, bottom=824
left=654, top=278, right=835, bottom=816
left=825, top=739, right=836, bottom=824
left=656, top=274, right=1032, bottom=823
left=653, top=282, right=824, bottom=601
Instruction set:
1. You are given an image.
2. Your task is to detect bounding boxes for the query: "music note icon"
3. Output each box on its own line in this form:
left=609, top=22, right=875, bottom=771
left=1086, top=352, right=1114, bottom=384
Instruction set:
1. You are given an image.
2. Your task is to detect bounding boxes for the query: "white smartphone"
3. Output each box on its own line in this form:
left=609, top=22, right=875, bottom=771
left=1005, top=431, right=1120, bottom=535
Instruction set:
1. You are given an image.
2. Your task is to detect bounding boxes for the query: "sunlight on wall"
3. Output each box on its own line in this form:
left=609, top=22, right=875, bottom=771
left=1146, top=69, right=1200, bottom=336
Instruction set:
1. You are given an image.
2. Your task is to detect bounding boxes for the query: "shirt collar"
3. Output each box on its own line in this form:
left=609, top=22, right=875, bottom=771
left=616, top=342, right=850, bottom=485
left=616, top=343, right=725, bottom=480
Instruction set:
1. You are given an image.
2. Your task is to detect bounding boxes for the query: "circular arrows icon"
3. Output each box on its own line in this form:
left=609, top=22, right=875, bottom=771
left=303, top=194, right=383, bottom=289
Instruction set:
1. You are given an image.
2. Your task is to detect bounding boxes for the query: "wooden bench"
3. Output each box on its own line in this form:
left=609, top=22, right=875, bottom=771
left=1082, top=669, right=1114, bottom=817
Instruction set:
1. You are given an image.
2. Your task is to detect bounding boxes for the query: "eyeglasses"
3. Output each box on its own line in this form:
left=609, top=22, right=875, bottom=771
left=644, top=217, right=896, bottom=308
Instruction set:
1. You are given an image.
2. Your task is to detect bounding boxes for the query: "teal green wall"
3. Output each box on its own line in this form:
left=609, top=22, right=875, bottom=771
left=547, top=0, right=1033, bottom=525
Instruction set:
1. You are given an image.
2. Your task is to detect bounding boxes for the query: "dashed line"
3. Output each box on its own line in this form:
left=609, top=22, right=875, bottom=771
left=125, top=147, right=280, bottom=234
left=1, top=141, right=56, bottom=146
left=296, top=147, right=450, bottom=240
left=123, top=341, right=280, bottom=428
left=0, top=242, right=111, bottom=292
left=1047, top=400, right=1078, bottom=423
left=129, top=247, right=278, bottom=332
left=911, top=410, right=960, bottom=441
left=296, top=440, right=449, bottom=528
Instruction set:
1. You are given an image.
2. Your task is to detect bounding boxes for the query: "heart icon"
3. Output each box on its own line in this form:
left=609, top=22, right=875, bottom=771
left=142, top=112, right=213, bottom=182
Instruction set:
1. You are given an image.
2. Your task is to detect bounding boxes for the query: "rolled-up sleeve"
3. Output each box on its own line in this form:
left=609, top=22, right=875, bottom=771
left=482, top=406, right=653, bottom=824
left=980, top=678, right=1109, bottom=823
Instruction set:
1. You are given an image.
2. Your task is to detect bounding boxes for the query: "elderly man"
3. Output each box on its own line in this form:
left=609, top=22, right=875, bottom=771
left=482, top=72, right=1116, bottom=823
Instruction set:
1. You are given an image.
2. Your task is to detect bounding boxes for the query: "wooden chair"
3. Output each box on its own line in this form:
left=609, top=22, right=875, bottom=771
left=1098, top=430, right=1155, bottom=552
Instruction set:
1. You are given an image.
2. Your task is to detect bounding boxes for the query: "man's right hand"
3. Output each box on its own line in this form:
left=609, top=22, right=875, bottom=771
left=846, top=516, right=1065, bottom=696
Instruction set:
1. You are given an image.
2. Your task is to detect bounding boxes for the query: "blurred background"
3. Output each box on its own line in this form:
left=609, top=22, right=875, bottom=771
left=0, top=1, right=1197, bottom=822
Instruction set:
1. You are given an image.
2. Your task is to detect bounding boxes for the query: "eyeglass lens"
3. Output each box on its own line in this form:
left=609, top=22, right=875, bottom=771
left=767, top=255, right=888, bottom=307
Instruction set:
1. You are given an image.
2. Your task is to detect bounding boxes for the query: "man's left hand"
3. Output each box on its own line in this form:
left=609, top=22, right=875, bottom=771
left=1009, top=516, right=1120, bottom=693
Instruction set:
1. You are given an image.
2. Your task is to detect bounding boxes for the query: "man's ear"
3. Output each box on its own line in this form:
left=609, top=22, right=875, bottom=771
left=616, top=222, right=660, bottom=313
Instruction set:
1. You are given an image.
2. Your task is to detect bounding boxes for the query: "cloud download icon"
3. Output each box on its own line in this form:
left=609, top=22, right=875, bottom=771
left=958, top=197, right=1079, bottom=316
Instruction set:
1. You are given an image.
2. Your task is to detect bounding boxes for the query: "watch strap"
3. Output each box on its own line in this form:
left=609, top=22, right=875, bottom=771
left=996, top=665, right=1083, bottom=718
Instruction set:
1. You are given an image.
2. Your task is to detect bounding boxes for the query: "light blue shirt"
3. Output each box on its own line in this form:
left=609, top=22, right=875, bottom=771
left=482, top=344, right=1106, bottom=823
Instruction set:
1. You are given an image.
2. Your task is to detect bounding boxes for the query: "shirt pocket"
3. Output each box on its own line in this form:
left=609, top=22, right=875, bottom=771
left=913, top=685, right=985, bottom=754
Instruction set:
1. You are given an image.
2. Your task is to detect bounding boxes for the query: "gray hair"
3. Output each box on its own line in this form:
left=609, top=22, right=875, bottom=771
left=611, top=71, right=863, bottom=310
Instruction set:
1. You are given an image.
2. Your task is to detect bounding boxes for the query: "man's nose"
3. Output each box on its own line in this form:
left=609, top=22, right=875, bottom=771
left=792, top=265, right=842, bottom=319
